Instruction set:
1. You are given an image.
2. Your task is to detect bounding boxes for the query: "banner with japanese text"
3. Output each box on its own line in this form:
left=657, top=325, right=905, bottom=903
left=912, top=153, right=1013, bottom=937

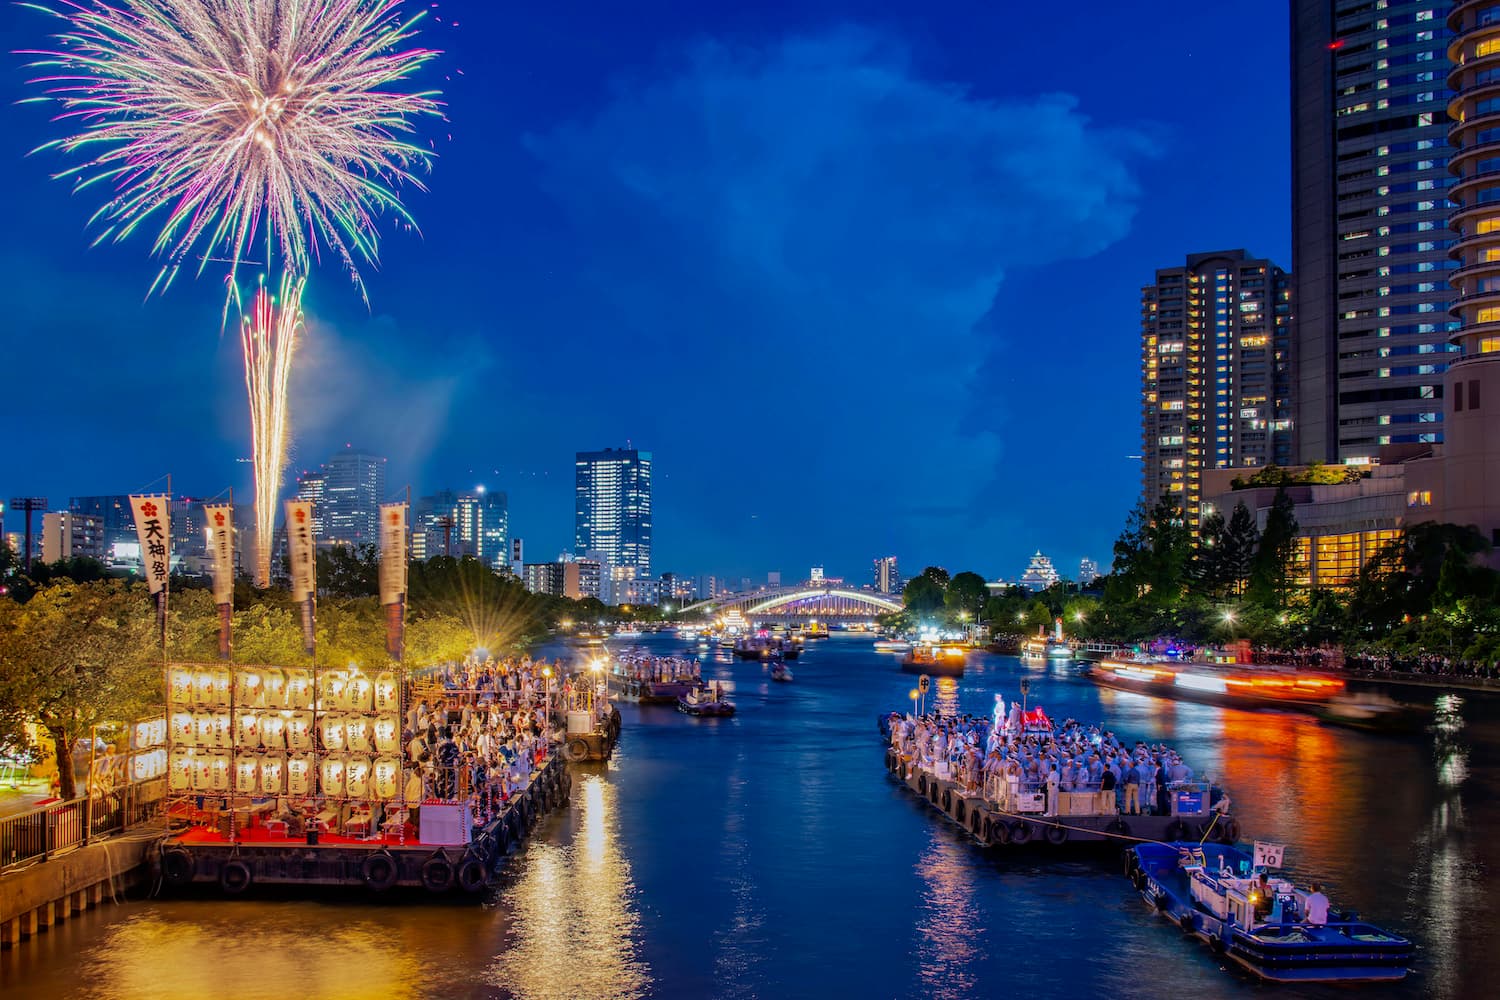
left=285, top=500, right=317, bottom=656
left=203, top=502, right=235, bottom=659
left=378, top=502, right=408, bottom=660
left=129, top=493, right=171, bottom=642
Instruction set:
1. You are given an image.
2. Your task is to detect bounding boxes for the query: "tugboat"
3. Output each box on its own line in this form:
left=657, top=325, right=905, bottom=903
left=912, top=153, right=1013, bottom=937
left=678, top=685, right=736, bottom=717
left=770, top=662, right=793, bottom=683
left=1127, top=841, right=1412, bottom=983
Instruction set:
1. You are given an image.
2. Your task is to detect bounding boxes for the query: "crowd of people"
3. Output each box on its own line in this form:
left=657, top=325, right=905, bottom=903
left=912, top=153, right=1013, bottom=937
left=612, top=651, right=702, bottom=684
left=888, top=709, right=1206, bottom=818
left=1344, top=651, right=1500, bottom=681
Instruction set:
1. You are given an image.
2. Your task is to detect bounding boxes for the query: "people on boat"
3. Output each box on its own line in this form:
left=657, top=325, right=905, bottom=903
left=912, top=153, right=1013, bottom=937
left=1305, top=883, right=1330, bottom=925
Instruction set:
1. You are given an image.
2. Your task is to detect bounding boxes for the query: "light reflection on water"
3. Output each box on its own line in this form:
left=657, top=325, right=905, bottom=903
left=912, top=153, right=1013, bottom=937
left=913, top=831, right=978, bottom=999
left=487, top=773, right=650, bottom=1000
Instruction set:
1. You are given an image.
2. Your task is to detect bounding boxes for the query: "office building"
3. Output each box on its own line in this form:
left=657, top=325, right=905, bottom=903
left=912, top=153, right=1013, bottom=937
left=1078, top=558, right=1100, bottom=585
left=575, top=448, right=652, bottom=576
left=293, top=470, right=326, bottom=538
left=321, top=446, right=386, bottom=548
left=41, top=511, right=103, bottom=563
left=873, top=556, right=901, bottom=594
left=1292, top=2, right=1457, bottom=464
left=523, top=558, right=601, bottom=600
left=68, top=495, right=135, bottom=554
left=457, top=486, right=508, bottom=568
left=1141, top=250, right=1294, bottom=524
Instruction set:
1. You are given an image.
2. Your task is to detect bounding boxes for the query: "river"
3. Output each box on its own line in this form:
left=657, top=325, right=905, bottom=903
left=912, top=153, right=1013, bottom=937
left=1, top=632, right=1495, bottom=999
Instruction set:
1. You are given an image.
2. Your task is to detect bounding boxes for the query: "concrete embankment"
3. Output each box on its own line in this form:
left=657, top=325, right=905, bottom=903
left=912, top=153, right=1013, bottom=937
left=0, top=827, right=160, bottom=949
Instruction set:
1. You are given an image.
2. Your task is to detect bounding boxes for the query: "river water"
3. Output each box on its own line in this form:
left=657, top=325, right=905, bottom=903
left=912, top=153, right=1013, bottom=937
left=2, top=632, right=1496, bottom=999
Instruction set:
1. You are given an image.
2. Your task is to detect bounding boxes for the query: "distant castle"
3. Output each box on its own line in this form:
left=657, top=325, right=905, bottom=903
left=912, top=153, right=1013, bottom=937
left=1019, top=551, right=1059, bottom=592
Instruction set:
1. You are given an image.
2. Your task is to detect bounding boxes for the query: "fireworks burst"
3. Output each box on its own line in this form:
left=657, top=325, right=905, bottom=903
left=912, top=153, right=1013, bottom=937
left=242, top=273, right=303, bottom=586
left=27, top=0, right=442, bottom=298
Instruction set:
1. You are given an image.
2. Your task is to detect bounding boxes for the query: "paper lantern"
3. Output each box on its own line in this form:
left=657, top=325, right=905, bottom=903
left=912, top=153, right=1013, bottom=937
left=211, top=712, right=233, bottom=749
left=211, top=668, right=233, bottom=707
left=285, top=670, right=313, bottom=709
left=191, top=753, right=212, bottom=791
left=320, top=672, right=348, bottom=712
left=348, top=675, right=374, bottom=713
left=287, top=755, right=311, bottom=795
left=320, top=714, right=347, bottom=753
left=169, top=751, right=193, bottom=790
left=346, top=716, right=372, bottom=753
left=262, top=668, right=287, bottom=710
left=236, top=669, right=264, bottom=709
left=236, top=712, right=261, bottom=750
left=235, top=755, right=259, bottom=794
left=373, top=757, right=400, bottom=801
left=169, top=666, right=194, bottom=705
left=260, top=714, right=286, bottom=750
left=346, top=755, right=372, bottom=798
left=287, top=712, right=314, bottom=751
left=260, top=754, right=285, bottom=795
left=210, top=752, right=231, bottom=792
left=374, top=672, right=398, bottom=713
left=192, top=668, right=217, bottom=706
left=194, top=712, right=215, bottom=748
left=374, top=717, right=399, bottom=755
left=320, top=757, right=346, bottom=798
left=171, top=712, right=195, bottom=747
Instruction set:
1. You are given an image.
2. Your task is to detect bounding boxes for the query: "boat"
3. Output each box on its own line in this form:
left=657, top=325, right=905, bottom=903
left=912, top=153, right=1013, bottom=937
left=677, top=687, right=735, bottom=717
left=1021, top=620, right=1074, bottom=660
left=608, top=672, right=702, bottom=705
left=770, top=663, right=793, bottom=682
left=1127, top=841, right=1412, bottom=983
left=610, top=627, right=643, bottom=640
left=874, top=639, right=912, bottom=653
left=1313, top=692, right=1428, bottom=734
left=733, top=635, right=799, bottom=660
left=899, top=643, right=966, bottom=677
left=1087, top=652, right=1345, bottom=712
left=801, top=621, right=829, bottom=640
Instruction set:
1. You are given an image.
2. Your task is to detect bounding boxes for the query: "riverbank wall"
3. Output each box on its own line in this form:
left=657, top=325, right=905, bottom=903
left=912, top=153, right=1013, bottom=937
left=0, top=827, right=159, bottom=949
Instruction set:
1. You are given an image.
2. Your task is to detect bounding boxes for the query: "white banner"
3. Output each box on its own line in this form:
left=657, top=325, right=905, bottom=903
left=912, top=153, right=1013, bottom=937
left=203, top=503, right=235, bottom=606
left=1253, top=841, right=1285, bottom=869
left=129, top=494, right=172, bottom=596
left=378, top=502, right=408, bottom=606
left=285, top=500, right=317, bottom=602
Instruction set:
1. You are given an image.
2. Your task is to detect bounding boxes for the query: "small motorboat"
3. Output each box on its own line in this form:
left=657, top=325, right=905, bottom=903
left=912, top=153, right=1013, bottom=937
left=874, top=639, right=912, bottom=653
left=1128, top=841, right=1412, bottom=983
left=678, top=687, right=735, bottom=717
left=770, top=663, right=793, bottom=682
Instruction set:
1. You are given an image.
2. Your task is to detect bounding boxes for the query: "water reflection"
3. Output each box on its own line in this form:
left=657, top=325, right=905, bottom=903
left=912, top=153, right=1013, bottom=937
left=486, top=773, right=650, bottom=1000
left=912, top=831, right=979, bottom=999
left=709, top=754, right=766, bottom=997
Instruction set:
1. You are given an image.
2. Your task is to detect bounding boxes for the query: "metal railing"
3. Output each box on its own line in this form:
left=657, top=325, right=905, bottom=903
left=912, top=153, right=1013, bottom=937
left=0, top=777, right=166, bottom=872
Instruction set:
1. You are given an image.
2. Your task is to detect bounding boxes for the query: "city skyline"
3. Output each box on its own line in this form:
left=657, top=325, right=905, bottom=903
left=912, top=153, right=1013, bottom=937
left=0, top=1, right=1291, bottom=582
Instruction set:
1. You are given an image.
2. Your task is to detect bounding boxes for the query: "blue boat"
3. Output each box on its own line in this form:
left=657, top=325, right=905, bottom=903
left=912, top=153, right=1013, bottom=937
left=1127, top=841, right=1412, bottom=983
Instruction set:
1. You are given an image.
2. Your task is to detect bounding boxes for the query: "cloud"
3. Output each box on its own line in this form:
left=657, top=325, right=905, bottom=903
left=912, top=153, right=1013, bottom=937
left=522, top=27, right=1156, bottom=568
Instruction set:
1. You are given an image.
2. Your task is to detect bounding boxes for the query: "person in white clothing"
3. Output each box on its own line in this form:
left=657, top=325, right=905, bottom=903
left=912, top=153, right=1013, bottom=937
left=1305, top=884, right=1330, bottom=925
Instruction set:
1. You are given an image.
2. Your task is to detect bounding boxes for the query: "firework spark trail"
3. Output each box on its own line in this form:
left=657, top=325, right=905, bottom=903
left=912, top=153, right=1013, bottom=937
left=27, top=1, right=440, bottom=585
left=26, top=0, right=442, bottom=301
left=242, top=273, right=303, bottom=586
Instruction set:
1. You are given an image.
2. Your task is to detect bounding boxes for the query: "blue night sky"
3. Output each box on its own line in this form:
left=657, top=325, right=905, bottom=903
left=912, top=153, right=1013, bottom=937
left=0, top=1, right=1290, bottom=584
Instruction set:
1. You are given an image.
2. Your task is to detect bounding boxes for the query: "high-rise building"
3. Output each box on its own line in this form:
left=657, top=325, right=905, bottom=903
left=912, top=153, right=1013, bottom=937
left=457, top=486, right=508, bottom=568
left=1292, top=2, right=1457, bottom=464
left=293, top=470, right=326, bottom=538
left=1440, top=2, right=1500, bottom=545
left=523, top=558, right=601, bottom=600
left=41, top=511, right=103, bottom=563
left=575, top=448, right=652, bottom=576
left=1141, top=250, right=1294, bottom=524
left=873, top=555, right=901, bottom=594
left=68, top=495, right=134, bottom=554
left=321, top=446, right=386, bottom=548
left=1078, top=558, right=1101, bottom=586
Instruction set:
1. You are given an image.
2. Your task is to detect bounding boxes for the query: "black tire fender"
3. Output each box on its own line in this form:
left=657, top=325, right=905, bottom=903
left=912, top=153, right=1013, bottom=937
left=1164, top=820, right=1188, bottom=842
left=1045, top=824, right=1068, bottom=846
left=1010, top=820, right=1033, bottom=845
left=162, top=847, right=195, bottom=884
left=1218, top=819, right=1241, bottom=844
left=421, top=854, right=456, bottom=892
left=362, top=851, right=400, bottom=892
left=220, top=858, right=252, bottom=895
left=457, top=857, right=488, bottom=894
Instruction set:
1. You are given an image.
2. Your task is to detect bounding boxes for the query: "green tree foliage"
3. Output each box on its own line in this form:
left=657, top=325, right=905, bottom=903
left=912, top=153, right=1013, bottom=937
left=944, top=571, right=989, bottom=618
left=903, top=574, right=946, bottom=614
left=1248, top=488, right=1298, bottom=605
left=0, top=581, right=159, bottom=798
left=318, top=543, right=380, bottom=598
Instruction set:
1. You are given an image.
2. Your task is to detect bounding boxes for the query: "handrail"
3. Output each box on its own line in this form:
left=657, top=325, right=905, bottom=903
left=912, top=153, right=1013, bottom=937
left=0, top=777, right=167, bottom=872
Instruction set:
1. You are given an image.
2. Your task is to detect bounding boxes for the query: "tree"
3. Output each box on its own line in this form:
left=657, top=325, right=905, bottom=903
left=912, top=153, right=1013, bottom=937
left=1248, top=487, right=1298, bottom=606
left=318, top=543, right=379, bottom=598
left=903, top=575, right=945, bottom=615
left=945, top=571, right=989, bottom=619
left=0, top=581, right=159, bottom=799
left=1222, top=501, right=1260, bottom=598
left=1192, top=510, right=1230, bottom=599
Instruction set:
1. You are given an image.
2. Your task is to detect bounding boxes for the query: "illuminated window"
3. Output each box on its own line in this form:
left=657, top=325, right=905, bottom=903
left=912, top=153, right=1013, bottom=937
left=1407, top=491, right=1433, bottom=507
left=1477, top=306, right=1500, bottom=323
left=1480, top=38, right=1500, bottom=58
left=1479, top=336, right=1500, bottom=352
left=1476, top=216, right=1500, bottom=235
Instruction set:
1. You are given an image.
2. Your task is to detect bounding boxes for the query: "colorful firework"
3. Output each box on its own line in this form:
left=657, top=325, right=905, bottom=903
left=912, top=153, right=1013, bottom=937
left=27, top=0, right=442, bottom=298
left=26, top=0, right=441, bottom=584
left=242, top=273, right=304, bottom=587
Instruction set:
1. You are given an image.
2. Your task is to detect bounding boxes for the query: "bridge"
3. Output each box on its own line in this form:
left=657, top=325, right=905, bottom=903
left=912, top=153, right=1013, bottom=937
left=682, top=586, right=903, bottom=624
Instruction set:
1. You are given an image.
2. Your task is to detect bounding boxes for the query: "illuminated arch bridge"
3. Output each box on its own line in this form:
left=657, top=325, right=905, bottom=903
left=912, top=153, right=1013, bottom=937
left=682, top=586, right=903, bottom=623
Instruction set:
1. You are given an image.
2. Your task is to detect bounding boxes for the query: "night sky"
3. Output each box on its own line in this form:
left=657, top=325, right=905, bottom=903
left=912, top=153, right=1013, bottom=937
left=0, top=1, right=1290, bottom=584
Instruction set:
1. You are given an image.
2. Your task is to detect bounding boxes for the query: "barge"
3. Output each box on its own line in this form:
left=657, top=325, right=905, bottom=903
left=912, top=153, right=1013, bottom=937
left=899, top=644, right=967, bottom=677
left=158, top=752, right=572, bottom=896
left=1087, top=654, right=1345, bottom=712
left=1127, top=841, right=1412, bottom=983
